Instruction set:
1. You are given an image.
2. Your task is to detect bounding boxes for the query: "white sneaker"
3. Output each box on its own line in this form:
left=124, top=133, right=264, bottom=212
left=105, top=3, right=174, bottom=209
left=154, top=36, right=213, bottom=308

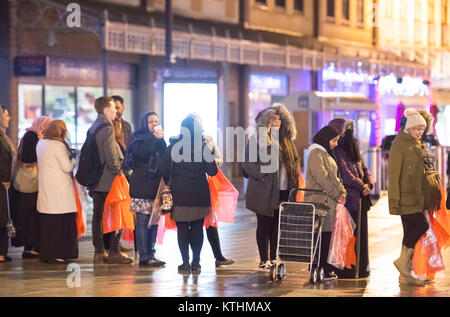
left=258, top=261, right=273, bottom=269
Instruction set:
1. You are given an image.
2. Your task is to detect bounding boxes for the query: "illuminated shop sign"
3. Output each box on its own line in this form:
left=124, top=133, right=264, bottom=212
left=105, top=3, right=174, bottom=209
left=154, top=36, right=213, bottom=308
left=14, top=56, right=48, bottom=77
left=249, top=73, right=288, bottom=96
left=322, top=63, right=376, bottom=84
left=379, top=74, right=429, bottom=97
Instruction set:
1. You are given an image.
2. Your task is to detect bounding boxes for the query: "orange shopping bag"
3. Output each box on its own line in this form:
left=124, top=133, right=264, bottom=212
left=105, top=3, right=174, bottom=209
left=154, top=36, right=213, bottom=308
left=73, top=179, right=85, bottom=238
left=103, top=174, right=134, bottom=234
left=296, top=172, right=305, bottom=202
left=207, top=169, right=238, bottom=224
left=156, top=213, right=177, bottom=245
left=434, top=185, right=450, bottom=249
left=412, top=212, right=445, bottom=280
left=328, top=204, right=357, bottom=270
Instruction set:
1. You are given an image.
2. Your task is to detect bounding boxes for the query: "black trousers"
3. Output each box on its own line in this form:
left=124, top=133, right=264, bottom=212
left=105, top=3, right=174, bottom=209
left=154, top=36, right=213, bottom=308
left=256, top=190, right=290, bottom=262
left=206, top=226, right=225, bottom=260
left=401, top=212, right=429, bottom=249
left=0, top=227, right=8, bottom=257
left=91, top=191, right=121, bottom=255
left=176, top=218, right=204, bottom=264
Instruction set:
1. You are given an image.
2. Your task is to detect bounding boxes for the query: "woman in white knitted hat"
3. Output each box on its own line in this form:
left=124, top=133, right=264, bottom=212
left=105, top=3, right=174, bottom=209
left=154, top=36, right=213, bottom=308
left=388, top=108, right=429, bottom=286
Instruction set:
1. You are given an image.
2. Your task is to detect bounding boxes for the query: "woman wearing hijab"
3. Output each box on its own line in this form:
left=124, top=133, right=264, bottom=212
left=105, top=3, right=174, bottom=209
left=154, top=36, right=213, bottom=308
left=159, top=116, right=218, bottom=273
left=304, top=126, right=347, bottom=278
left=36, top=120, right=78, bottom=264
left=0, top=105, right=14, bottom=262
left=329, top=118, right=374, bottom=278
left=11, top=116, right=52, bottom=259
left=125, top=112, right=167, bottom=267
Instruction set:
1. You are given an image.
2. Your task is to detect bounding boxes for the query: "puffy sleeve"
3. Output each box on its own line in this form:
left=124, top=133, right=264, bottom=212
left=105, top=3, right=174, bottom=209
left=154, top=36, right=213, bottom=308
left=308, top=150, right=346, bottom=202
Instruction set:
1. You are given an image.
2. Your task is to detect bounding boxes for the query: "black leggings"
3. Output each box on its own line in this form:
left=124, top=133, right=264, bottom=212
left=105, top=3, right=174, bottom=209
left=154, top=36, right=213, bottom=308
left=0, top=227, right=8, bottom=257
left=176, top=218, right=204, bottom=264
left=401, top=212, right=429, bottom=249
left=256, top=190, right=290, bottom=262
left=206, top=226, right=225, bottom=260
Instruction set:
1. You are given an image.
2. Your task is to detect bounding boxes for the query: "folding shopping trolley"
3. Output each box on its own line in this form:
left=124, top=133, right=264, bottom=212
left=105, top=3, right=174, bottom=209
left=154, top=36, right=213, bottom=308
left=269, top=188, right=330, bottom=284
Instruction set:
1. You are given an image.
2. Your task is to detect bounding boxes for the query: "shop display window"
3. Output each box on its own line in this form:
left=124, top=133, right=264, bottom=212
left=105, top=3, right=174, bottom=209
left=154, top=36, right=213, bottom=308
left=45, top=85, right=76, bottom=146
left=18, top=84, right=43, bottom=139
left=436, top=106, right=450, bottom=146
left=77, top=87, right=103, bottom=149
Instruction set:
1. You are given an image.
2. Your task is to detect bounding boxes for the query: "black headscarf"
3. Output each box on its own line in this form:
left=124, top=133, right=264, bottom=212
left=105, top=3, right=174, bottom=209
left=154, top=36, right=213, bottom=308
left=123, top=112, right=158, bottom=170
left=341, top=128, right=362, bottom=163
left=313, top=126, right=339, bottom=159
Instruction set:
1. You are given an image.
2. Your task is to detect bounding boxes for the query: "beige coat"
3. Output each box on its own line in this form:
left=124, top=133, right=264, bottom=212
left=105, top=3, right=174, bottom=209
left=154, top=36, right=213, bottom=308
left=304, top=144, right=347, bottom=232
left=36, top=139, right=77, bottom=214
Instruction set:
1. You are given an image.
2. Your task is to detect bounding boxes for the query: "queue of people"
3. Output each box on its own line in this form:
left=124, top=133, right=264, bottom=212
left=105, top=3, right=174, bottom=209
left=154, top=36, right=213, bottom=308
left=0, top=98, right=448, bottom=287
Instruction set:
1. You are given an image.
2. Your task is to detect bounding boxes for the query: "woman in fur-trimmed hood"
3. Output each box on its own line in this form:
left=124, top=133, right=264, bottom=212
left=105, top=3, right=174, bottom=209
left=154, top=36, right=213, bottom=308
left=242, top=104, right=301, bottom=269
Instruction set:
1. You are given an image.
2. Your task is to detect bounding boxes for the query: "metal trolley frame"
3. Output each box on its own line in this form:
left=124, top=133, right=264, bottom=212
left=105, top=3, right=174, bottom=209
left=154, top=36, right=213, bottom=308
left=269, top=188, right=330, bottom=284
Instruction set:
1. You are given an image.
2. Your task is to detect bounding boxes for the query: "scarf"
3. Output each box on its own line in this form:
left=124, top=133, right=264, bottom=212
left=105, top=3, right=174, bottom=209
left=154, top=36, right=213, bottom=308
left=26, top=116, right=52, bottom=139
left=312, top=126, right=339, bottom=161
left=123, top=112, right=158, bottom=171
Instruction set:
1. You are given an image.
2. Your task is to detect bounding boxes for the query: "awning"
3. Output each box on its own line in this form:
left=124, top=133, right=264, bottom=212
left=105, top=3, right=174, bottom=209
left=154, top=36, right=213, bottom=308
left=282, top=91, right=377, bottom=112
left=432, top=88, right=450, bottom=106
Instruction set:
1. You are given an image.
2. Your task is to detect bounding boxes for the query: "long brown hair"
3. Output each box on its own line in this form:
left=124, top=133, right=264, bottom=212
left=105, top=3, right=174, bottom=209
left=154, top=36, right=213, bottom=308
left=43, top=120, right=71, bottom=152
left=272, top=104, right=301, bottom=188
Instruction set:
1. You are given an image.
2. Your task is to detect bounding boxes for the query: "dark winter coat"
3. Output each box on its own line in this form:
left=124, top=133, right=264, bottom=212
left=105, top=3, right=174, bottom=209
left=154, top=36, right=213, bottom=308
left=334, top=145, right=374, bottom=213
left=129, top=135, right=167, bottom=200
left=388, top=130, right=425, bottom=215
left=89, top=114, right=123, bottom=192
left=0, top=131, right=13, bottom=227
left=158, top=136, right=218, bottom=208
left=242, top=137, right=280, bottom=216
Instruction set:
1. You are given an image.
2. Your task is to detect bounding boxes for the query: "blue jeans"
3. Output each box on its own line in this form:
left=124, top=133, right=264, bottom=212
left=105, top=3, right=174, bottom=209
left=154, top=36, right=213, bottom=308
left=135, top=213, right=158, bottom=262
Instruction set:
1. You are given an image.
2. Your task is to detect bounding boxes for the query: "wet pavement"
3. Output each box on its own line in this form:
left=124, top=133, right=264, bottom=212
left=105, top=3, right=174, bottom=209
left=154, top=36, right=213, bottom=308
left=0, top=190, right=449, bottom=297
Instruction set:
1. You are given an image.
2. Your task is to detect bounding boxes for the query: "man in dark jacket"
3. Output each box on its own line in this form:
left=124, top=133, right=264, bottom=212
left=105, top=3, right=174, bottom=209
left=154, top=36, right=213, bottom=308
left=89, top=96, right=132, bottom=265
left=112, top=95, right=132, bottom=151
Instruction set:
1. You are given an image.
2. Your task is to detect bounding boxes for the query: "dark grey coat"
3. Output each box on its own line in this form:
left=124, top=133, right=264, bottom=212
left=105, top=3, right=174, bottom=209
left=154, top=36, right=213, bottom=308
left=89, top=114, right=123, bottom=193
left=242, top=136, right=280, bottom=217
left=0, top=132, right=13, bottom=226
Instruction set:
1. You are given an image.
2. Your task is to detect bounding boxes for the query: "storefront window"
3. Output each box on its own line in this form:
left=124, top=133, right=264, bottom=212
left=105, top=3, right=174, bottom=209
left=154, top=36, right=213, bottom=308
left=249, top=73, right=288, bottom=129
left=18, top=84, right=43, bottom=139
left=44, top=86, right=76, bottom=146
left=77, top=87, right=103, bottom=148
left=19, top=84, right=135, bottom=149
left=436, top=106, right=450, bottom=146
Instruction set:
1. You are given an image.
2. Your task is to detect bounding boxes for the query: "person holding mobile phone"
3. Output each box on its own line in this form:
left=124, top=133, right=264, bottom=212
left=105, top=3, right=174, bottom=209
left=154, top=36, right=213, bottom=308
left=125, top=112, right=167, bottom=267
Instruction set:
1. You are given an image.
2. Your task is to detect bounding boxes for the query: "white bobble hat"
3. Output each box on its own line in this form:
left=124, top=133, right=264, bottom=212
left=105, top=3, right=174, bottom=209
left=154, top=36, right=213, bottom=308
left=404, top=108, right=426, bottom=131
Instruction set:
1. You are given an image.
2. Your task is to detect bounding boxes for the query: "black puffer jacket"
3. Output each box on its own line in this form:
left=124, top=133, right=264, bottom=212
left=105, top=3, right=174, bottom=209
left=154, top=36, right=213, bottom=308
left=158, top=136, right=218, bottom=207
left=128, top=135, right=167, bottom=200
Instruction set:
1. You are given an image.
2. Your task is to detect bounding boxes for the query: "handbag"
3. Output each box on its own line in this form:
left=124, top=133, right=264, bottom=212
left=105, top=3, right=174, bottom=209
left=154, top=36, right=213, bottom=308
left=5, top=189, right=16, bottom=238
left=160, top=160, right=173, bottom=215
left=13, top=162, right=38, bottom=193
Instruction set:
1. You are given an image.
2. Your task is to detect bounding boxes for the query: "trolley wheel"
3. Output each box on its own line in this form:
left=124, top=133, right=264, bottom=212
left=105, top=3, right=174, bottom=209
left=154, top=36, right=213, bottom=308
left=310, top=268, right=319, bottom=284
left=269, top=265, right=277, bottom=282
left=318, top=267, right=325, bottom=282
left=277, top=263, right=285, bottom=281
